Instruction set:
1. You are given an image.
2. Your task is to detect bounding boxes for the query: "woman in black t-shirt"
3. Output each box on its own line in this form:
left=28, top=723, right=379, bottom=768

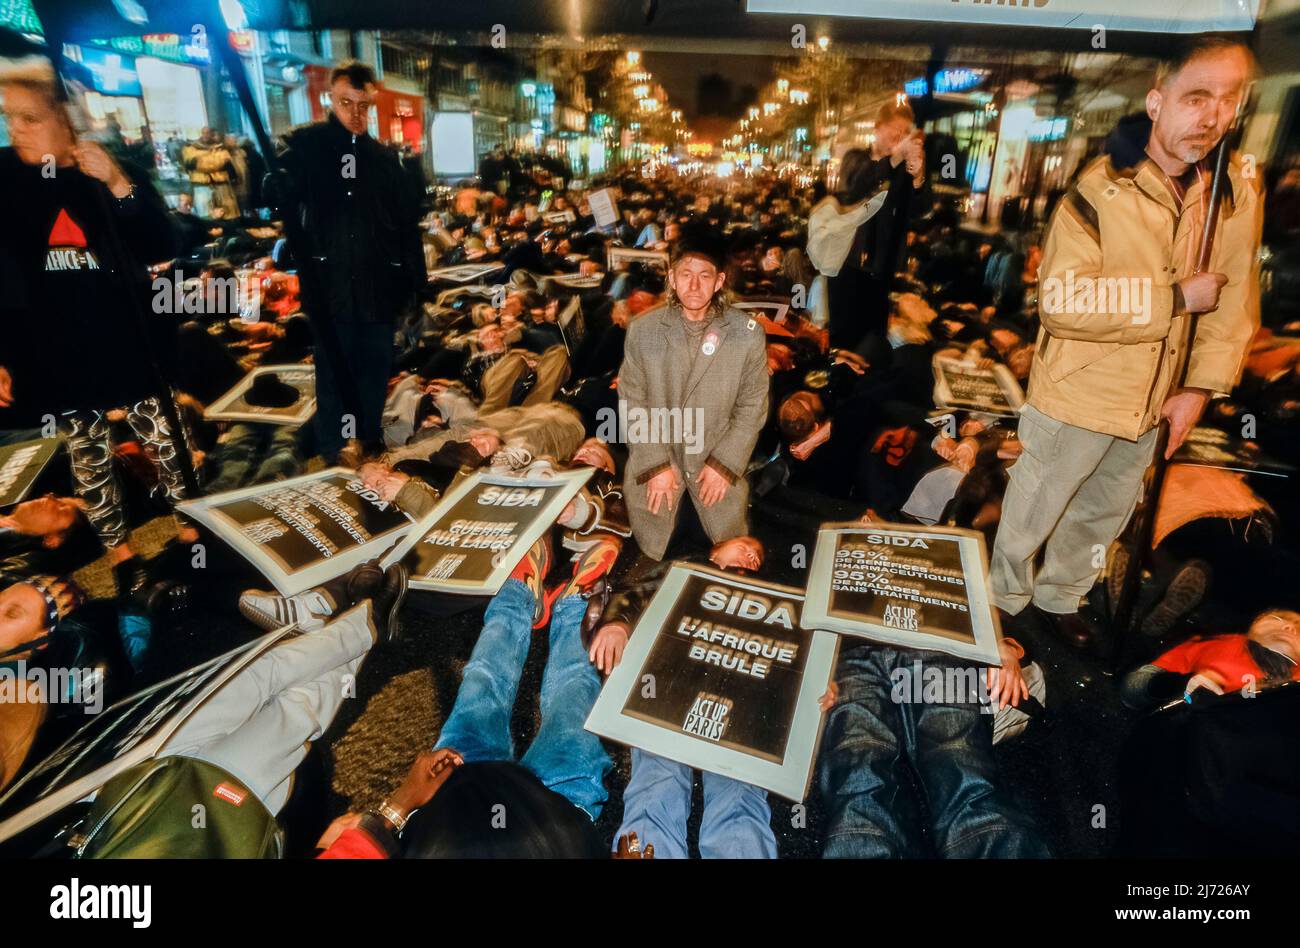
left=0, top=69, right=193, bottom=600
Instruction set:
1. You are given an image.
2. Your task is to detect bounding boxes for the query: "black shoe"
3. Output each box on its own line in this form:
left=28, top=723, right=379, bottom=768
left=1032, top=605, right=1096, bottom=650
left=369, top=564, right=409, bottom=644
left=113, top=557, right=152, bottom=605
left=142, top=579, right=192, bottom=619
left=344, top=560, right=385, bottom=604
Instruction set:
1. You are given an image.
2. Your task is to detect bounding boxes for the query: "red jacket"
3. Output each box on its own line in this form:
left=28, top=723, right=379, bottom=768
left=1155, top=634, right=1300, bottom=690
left=317, top=820, right=393, bottom=859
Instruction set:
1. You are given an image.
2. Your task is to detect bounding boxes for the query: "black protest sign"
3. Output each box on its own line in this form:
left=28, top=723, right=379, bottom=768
left=178, top=469, right=414, bottom=595
left=0, top=439, right=62, bottom=508
left=585, top=564, right=838, bottom=800
left=558, top=295, right=586, bottom=355
left=932, top=355, right=1024, bottom=415
left=803, top=523, right=1002, bottom=665
left=381, top=468, right=592, bottom=594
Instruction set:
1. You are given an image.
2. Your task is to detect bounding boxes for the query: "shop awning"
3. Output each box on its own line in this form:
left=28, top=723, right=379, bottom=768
left=746, top=0, right=1260, bottom=35
left=5, top=0, right=1260, bottom=55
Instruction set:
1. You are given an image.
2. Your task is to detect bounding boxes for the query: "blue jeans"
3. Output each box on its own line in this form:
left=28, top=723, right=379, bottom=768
left=818, top=644, right=1048, bottom=858
left=615, top=748, right=777, bottom=859
left=435, top=579, right=611, bottom=820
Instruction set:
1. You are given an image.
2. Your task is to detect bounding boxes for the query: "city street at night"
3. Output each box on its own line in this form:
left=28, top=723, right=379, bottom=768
left=1, top=0, right=1298, bottom=929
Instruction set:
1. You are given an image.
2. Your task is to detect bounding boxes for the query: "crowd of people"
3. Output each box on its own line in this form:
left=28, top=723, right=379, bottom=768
left=2, top=39, right=1298, bottom=859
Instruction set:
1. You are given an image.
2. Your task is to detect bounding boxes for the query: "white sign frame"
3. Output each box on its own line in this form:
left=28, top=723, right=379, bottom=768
left=381, top=467, right=593, bottom=595
left=607, top=246, right=669, bottom=272
left=932, top=355, right=1025, bottom=415
left=178, top=468, right=414, bottom=596
left=205, top=364, right=317, bottom=426
left=428, top=262, right=506, bottom=284
left=585, top=563, right=839, bottom=801
left=803, top=522, right=1003, bottom=665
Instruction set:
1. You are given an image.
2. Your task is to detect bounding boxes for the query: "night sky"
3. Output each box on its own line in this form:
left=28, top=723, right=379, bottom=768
left=643, top=50, right=779, bottom=121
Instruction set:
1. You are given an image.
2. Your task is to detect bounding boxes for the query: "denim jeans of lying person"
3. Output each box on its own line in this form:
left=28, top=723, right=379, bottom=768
left=818, top=643, right=1049, bottom=858
left=434, top=578, right=611, bottom=820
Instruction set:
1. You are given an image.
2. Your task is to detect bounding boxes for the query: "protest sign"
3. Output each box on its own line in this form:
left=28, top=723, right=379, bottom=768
left=607, top=246, right=669, bottom=272
left=931, top=355, right=1024, bottom=415
left=178, top=469, right=414, bottom=596
left=557, top=295, right=586, bottom=356
left=381, top=468, right=592, bottom=594
left=205, top=365, right=316, bottom=426
left=734, top=299, right=791, bottom=324
left=0, top=438, right=63, bottom=508
left=546, top=273, right=605, bottom=290
left=1173, top=426, right=1294, bottom=478
left=0, top=627, right=294, bottom=845
left=803, top=522, right=1003, bottom=664
left=587, top=187, right=620, bottom=228
left=428, top=263, right=505, bottom=284
left=585, top=563, right=838, bottom=800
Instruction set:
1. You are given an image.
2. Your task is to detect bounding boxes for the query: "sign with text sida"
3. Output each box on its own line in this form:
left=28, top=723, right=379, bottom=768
left=177, top=469, right=414, bottom=596
left=381, top=468, right=592, bottom=594
left=585, top=564, right=838, bottom=800
left=802, top=523, right=1003, bottom=664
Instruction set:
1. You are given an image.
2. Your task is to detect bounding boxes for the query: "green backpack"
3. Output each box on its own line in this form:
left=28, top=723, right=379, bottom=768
left=74, top=756, right=283, bottom=859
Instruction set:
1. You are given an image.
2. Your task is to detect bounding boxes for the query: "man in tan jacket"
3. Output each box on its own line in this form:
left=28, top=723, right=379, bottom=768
left=990, top=36, right=1261, bottom=648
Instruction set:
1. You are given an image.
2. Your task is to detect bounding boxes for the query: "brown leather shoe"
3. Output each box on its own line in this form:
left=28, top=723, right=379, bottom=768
left=1032, top=605, right=1095, bottom=650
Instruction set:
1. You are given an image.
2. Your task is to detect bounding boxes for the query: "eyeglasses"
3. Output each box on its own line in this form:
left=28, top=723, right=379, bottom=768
left=334, top=96, right=375, bottom=115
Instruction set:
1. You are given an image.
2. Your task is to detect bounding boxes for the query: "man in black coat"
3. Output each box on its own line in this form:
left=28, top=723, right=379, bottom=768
left=269, top=61, right=427, bottom=463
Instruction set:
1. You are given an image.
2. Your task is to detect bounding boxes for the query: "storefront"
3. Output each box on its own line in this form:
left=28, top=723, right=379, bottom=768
left=137, top=55, right=208, bottom=142
left=304, top=65, right=426, bottom=151
left=376, top=86, right=425, bottom=152
left=66, top=43, right=149, bottom=140
left=80, top=33, right=211, bottom=143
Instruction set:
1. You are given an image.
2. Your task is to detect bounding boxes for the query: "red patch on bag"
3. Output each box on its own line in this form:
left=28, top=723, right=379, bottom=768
left=213, top=782, right=248, bottom=806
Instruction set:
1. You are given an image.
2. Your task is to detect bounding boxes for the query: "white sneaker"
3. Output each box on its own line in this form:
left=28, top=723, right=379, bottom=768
left=239, top=588, right=336, bottom=633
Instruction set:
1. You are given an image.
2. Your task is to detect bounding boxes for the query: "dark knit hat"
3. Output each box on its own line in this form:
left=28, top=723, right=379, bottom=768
left=671, top=224, right=727, bottom=270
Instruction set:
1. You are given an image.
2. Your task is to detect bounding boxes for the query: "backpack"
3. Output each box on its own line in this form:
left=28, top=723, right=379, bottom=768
left=806, top=192, right=887, bottom=277
left=74, top=755, right=283, bottom=859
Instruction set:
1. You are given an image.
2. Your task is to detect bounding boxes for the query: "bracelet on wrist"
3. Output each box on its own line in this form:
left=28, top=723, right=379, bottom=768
left=374, top=800, right=410, bottom=833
